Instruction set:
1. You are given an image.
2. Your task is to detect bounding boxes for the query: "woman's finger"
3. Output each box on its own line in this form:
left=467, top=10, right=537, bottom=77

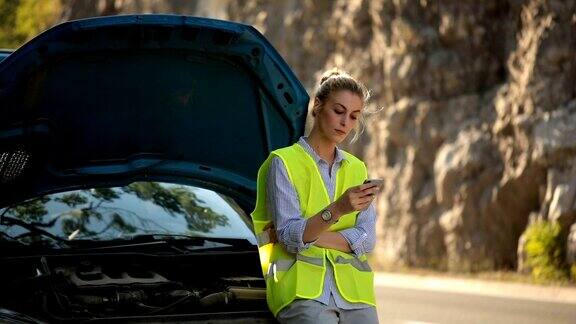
left=358, top=192, right=376, bottom=200
left=360, top=186, right=379, bottom=196
left=355, top=192, right=376, bottom=202
left=358, top=196, right=376, bottom=205
left=354, top=197, right=374, bottom=210
left=358, top=183, right=378, bottom=191
left=354, top=202, right=371, bottom=211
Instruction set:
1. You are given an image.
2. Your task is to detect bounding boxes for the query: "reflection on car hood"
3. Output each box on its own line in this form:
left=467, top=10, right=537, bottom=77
left=0, top=15, right=308, bottom=208
left=0, top=49, right=11, bottom=63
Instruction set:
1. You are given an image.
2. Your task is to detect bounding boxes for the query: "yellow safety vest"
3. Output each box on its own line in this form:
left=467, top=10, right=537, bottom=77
left=251, top=143, right=376, bottom=316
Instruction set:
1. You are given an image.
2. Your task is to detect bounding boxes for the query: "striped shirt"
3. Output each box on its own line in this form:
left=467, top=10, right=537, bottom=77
left=265, top=136, right=376, bottom=309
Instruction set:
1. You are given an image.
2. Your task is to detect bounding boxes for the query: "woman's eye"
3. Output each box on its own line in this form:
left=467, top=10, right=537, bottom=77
left=351, top=115, right=358, bottom=120
left=334, top=109, right=344, bottom=114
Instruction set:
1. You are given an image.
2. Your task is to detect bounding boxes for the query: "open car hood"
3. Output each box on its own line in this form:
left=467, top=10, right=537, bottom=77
left=0, top=15, right=308, bottom=208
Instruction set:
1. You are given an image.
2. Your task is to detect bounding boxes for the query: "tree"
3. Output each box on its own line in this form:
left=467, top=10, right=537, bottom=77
left=2, top=182, right=230, bottom=243
left=0, top=0, right=62, bottom=49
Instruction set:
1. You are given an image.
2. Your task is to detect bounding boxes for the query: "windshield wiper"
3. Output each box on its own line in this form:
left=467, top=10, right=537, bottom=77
left=70, top=234, right=255, bottom=252
left=116, top=234, right=256, bottom=251
left=128, top=234, right=254, bottom=247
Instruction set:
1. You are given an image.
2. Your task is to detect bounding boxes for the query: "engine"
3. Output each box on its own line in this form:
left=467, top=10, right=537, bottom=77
left=0, top=253, right=271, bottom=323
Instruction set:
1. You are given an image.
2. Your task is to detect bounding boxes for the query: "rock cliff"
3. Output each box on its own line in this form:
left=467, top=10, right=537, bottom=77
left=63, top=0, right=576, bottom=272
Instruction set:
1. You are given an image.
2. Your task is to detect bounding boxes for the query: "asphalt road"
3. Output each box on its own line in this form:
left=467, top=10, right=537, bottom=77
left=375, top=285, right=576, bottom=324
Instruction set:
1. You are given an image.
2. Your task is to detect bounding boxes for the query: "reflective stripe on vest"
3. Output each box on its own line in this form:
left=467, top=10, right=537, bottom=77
left=250, top=143, right=376, bottom=316
left=265, top=254, right=325, bottom=280
left=335, top=255, right=372, bottom=272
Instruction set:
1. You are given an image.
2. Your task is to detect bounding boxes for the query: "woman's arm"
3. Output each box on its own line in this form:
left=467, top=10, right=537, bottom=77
left=313, top=203, right=377, bottom=254
left=339, top=203, right=377, bottom=256
left=314, top=231, right=352, bottom=252
left=302, top=183, right=378, bottom=243
left=266, top=157, right=378, bottom=252
left=266, top=157, right=318, bottom=252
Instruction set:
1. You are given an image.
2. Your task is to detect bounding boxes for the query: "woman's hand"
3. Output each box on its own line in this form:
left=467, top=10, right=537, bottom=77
left=303, top=183, right=379, bottom=244
left=263, top=222, right=278, bottom=244
left=333, top=183, right=379, bottom=216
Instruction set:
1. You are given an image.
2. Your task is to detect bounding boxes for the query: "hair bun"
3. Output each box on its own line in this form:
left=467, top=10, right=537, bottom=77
left=320, top=68, right=344, bottom=85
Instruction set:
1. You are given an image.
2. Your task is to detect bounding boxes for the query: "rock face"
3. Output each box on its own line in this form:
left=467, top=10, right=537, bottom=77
left=63, top=0, right=576, bottom=272
left=568, top=224, right=576, bottom=265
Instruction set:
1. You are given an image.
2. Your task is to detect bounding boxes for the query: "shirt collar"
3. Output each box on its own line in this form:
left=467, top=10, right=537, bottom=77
left=297, top=136, right=348, bottom=165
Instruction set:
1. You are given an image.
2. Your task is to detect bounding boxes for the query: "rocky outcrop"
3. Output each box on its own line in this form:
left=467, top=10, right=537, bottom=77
left=63, top=0, right=576, bottom=272
left=568, top=224, right=576, bottom=265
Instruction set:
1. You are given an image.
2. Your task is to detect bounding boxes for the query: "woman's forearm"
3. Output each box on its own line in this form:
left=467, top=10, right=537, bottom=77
left=301, top=203, right=343, bottom=243
left=302, top=183, right=378, bottom=243
left=313, top=231, right=352, bottom=252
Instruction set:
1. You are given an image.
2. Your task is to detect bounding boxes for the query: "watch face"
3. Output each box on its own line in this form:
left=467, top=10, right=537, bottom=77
left=321, top=209, right=332, bottom=221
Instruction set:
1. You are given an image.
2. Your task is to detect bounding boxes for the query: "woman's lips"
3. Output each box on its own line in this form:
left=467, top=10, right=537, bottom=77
left=335, top=129, right=346, bottom=135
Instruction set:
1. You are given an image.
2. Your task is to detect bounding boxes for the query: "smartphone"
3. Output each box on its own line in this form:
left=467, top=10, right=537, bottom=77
left=363, top=179, right=384, bottom=190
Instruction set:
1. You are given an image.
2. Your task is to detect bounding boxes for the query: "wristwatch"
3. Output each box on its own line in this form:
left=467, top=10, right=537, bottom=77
left=320, top=209, right=333, bottom=222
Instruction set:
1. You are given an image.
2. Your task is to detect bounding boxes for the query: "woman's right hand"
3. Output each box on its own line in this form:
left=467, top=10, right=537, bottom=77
left=263, top=222, right=278, bottom=244
left=333, top=183, right=380, bottom=215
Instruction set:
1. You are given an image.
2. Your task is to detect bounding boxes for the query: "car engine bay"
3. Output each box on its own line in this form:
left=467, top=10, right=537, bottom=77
left=0, top=250, right=273, bottom=323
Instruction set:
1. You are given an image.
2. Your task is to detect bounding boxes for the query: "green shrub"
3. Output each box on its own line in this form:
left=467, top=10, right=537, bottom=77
left=0, top=0, right=61, bottom=48
left=524, top=220, right=569, bottom=283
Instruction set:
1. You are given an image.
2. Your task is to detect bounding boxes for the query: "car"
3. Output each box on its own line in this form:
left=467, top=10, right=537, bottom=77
left=0, top=49, right=12, bottom=63
left=0, top=14, right=308, bottom=323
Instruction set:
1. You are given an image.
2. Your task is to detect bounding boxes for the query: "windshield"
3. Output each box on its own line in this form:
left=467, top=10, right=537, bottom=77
left=0, top=181, right=256, bottom=245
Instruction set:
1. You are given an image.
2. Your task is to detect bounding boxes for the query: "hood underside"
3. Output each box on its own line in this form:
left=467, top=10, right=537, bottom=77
left=0, top=15, right=308, bottom=208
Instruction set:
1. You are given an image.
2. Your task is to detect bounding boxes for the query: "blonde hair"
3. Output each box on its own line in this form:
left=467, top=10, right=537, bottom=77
left=313, top=68, right=376, bottom=143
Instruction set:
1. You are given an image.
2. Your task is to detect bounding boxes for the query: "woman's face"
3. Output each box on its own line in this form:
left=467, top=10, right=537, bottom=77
left=315, top=90, right=363, bottom=144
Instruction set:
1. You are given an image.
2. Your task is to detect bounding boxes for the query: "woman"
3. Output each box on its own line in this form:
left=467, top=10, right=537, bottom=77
left=251, top=69, right=380, bottom=323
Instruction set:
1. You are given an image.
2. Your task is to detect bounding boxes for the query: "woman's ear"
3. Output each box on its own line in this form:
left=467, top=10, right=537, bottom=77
left=312, top=98, right=322, bottom=117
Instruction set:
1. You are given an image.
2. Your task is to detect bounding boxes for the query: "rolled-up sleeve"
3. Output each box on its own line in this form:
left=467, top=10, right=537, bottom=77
left=266, top=157, right=316, bottom=253
left=339, top=202, right=376, bottom=256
